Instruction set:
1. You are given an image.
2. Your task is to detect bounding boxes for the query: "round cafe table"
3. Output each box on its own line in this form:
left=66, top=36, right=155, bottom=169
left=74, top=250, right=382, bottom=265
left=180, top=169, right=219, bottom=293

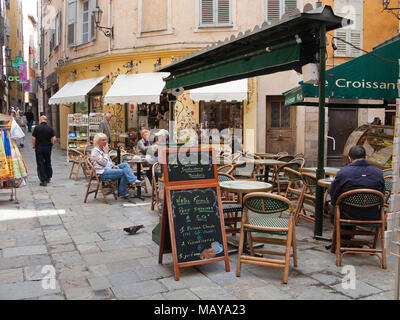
left=252, top=159, right=286, bottom=183
left=300, top=167, right=340, bottom=177
left=318, top=177, right=335, bottom=188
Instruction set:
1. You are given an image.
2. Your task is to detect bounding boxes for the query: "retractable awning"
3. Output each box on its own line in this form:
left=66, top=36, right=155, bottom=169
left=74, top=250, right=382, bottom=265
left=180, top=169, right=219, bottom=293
left=104, top=73, right=170, bottom=105
left=48, top=76, right=105, bottom=105
left=189, top=79, right=248, bottom=102
left=284, top=38, right=400, bottom=107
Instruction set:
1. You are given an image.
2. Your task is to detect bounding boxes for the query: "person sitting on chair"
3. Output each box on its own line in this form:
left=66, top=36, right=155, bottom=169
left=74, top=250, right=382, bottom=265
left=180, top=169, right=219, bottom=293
left=91, top=133, right=143, bottom=199
left=327, top=145, right=385, bottom=249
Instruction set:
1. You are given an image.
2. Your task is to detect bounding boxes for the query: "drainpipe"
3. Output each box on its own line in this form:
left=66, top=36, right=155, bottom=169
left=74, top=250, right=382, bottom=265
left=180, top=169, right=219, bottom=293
left=108, top=0, right=111, bottom=54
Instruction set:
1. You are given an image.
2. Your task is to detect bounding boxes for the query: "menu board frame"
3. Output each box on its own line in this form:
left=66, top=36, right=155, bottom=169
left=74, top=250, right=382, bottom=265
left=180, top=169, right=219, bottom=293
left=160, top=147, right=218, bottom=186
left=158, top=147, right=230, bottom=281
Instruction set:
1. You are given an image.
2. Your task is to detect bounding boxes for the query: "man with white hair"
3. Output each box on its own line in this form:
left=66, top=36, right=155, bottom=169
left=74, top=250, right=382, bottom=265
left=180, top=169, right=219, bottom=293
left=99, top=113, right=112, bottom=143
left=32, top=115, right=56, bottom=186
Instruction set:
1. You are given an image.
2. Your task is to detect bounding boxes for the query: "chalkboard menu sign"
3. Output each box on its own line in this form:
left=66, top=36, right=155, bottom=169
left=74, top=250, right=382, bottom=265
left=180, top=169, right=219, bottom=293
left=169, top=187, right=224, bottom=263
left=162, top=148, right=216, bottom=184
left=158, top=148, right=230, bottom=281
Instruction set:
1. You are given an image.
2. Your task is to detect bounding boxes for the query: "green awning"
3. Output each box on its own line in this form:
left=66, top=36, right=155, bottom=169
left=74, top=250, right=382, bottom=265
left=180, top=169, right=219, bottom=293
left=284, top=38, right=400, bottom=107
left=159, top=6, right=348, bottom=90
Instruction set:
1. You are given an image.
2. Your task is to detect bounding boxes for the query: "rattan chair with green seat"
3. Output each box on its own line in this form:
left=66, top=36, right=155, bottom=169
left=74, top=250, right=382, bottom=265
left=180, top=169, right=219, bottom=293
left=295, top=172, right=318, bottom=224
left=383, top=168, right=392, bottom=176
left=294, top=153, right=304, bottom=159
left=332, top=189, right=386, bottom=269
left=273, top=162, right=301, bottom=195
left=236, top=192, right=297, bottom=284
left=283, top=167, right=303, bottom=201
left=231, top=160, right=256, bottom=180
left=276, top=152, right=288, bottom=156
left=289, top=157, right=305, bottom=168
left=277, top=155, right=295, bottom=163
left=218, top=173, right=242, bottom=236
left=383, top=175, right=392, bottom=225
left=217, top=164, right=234, bottom=175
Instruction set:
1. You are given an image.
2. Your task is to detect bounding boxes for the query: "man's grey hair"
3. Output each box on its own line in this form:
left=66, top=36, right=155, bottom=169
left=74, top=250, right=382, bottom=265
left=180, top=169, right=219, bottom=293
left=105, top=113, right=112, bottom=118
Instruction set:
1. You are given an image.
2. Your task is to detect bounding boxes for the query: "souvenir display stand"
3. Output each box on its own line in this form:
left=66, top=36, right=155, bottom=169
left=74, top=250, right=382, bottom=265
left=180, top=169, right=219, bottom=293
left=0, top=114, right=28, bottom=201
left=67, top=114, right=89, bottom=161
left=89, top=113, right=104, bottom=144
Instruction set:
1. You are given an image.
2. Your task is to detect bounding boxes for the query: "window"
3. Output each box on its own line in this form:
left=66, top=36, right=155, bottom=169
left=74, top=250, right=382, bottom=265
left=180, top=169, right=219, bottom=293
left=67, top=0, right=96, bottom=47
left=271, top=101, right=290, bottom=128
left=265, top=0, right=298, bottom=24
left=200, top=0, right=232, bottom=27
left=334, top=0, right=363, bottom=57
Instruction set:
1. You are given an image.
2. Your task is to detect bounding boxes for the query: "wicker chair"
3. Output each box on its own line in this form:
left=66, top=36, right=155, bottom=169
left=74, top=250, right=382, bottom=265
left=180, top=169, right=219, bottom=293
left=231, top=160, right=256, bottom=180
left=331, top=189, right=386, bottom=269
left=289, top=157, right=305, bottom=168
left=83, top=158, right=118, bottom=204
left=151, top=162, right=162, bottom=212
left=218, top=173, right=242, bottom=236
left=383, top=175, right=392, bottom=224
left=217, top=164, right=234, bottom=174
left=236, top=192, right=297, bottom=284
left=294, top=153, right=304, bottom=159
left=273, top=162, right=301, bottom=195
left=277, top=155, right=295, bottom=163
left=294, top=172, right=318, bottom=224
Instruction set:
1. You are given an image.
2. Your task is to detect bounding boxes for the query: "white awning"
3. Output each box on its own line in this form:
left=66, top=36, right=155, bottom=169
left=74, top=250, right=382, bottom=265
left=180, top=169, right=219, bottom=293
left=104, top=73, right=170, bottom=105
left=48, top=76, right=105, bottom=105
left=189, top=79, right=248, bottom=102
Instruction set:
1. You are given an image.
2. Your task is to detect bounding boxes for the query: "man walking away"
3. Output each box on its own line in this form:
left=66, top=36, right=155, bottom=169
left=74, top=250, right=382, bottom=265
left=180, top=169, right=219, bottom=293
left=32, top=116, right=56, bottom=186
left=99, top=113, right=112, bottom=144
left=25, top=108, right=34, bottom=132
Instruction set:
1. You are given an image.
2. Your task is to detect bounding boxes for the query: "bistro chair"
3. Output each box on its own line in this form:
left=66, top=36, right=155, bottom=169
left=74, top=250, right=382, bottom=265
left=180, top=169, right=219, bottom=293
left=332, top=189, right=386, bottom=269
left=83, top=158, right=118, bottom=204
left=289, top=157, right=305, bottom=168
left=277, top=155, right=295, bottom=163
left=294, top=153, right=304, bottom=159
left=383, top=175, right=392, bottom=225
left=273, top=162, right=301, bottom=195
left=217, top=164, right=234, bottom=175
left=236, top=192, right=297, bottom=284
left=294, top=172, right=318, bottom=224
left=218, top=173, right=242, bottom=236
left=68, top=148, right=87, bottom=180
left=231, top=159, right=256, bottom=181
left=383, top=168, right=392, bottom=176
left=283, top=167, right=303, bottom=201
left=276, top=152, right=288, bottom=156
left=151, top=162, right=162, bottom=212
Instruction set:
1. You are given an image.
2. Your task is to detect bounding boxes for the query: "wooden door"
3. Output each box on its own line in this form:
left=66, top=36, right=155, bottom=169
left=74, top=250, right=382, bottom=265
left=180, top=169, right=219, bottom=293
left=265, top=97, right=296, bottom=154
left=327, top=108, right=358, bottom=167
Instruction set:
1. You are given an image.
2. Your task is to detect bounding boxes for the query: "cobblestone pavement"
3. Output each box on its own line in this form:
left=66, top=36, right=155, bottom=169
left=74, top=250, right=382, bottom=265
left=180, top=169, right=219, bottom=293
left=0, top=132, right=397, bottom=300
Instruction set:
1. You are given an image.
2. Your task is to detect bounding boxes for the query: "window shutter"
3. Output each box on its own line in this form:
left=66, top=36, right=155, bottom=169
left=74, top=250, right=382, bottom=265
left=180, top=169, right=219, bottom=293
left=284, top=0, right=298, bottom=14
left=217, top=0, right=231, bottom=25
left=67, top=0, right=76, bottom=46
left=55, top=11, right=61, bottom=48
left=49, top=18, right=56, bottom=54
left=201, top=0, right=214, bottom=25
left=266, top=0, right=280, bottom=24
left=82, top=0, right=89, bottom=43
left=89, top=0, right=97, bottom=41
left=349, top=30, right=362, bottom=57
left=334, top=30, right=347, bottom=57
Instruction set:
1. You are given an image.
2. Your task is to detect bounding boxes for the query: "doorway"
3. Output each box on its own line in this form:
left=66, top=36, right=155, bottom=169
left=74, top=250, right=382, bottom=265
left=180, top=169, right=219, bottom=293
left=265, top=96, right=296, bottom=154
left=327, top=108, right=358, bottom=167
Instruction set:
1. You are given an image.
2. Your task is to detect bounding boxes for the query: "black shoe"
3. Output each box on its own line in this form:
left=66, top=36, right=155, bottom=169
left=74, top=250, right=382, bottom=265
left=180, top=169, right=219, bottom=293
left=40, top=182, right=47, bottom=186
left=46, top=179, right=51, bottom=183
left=325, top=244, right=332, bottom=250
left=123, top=225, right=144, bottom=235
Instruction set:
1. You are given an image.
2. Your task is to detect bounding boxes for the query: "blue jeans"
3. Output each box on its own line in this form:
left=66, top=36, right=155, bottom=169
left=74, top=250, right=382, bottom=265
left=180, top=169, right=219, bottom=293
left=99, top=163, right=137, bottom=196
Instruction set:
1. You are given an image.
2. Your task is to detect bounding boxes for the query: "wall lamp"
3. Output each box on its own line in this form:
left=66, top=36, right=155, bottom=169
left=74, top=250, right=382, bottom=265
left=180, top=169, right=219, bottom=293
left=92, top=6, right=114, bottom=38
left=382, top=0, right=400, bottom=19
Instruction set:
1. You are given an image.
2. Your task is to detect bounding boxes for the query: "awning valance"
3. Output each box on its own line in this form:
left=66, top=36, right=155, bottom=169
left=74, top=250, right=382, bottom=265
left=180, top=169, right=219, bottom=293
left=104, top=73, right=170, bottom=105
left=48, top=76, right=105, bottom=105
left=189, top=79, right=248, bottom=102
left=284, top=38, right=400, bottom=107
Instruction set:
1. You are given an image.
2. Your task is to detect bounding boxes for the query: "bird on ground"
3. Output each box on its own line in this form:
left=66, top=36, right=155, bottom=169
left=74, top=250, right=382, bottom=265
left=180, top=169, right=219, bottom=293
left=123, top=225, right=144, bottom=235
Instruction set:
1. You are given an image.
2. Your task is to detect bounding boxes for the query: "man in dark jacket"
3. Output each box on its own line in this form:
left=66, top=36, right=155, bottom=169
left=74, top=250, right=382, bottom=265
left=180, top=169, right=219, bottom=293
left=25, top=109, right=34, bottom=132
left=329, top=145, right=385, bottom=221
left=32, top=116, right=56, bottom=186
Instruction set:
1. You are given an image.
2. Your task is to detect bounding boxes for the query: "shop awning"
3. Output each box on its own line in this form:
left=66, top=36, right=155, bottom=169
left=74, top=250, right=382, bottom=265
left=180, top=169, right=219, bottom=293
left=284, top=38, right=400, bottom=107
left=104, top=73, right=170, bottom=105
left=189, top=79, right=248, bottom=102
left=48, top=76, right=105, bottom=105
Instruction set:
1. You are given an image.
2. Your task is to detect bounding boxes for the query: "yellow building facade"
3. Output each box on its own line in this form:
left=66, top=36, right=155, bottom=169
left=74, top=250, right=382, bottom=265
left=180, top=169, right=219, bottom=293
left=6, top=0, right=24, bottom=110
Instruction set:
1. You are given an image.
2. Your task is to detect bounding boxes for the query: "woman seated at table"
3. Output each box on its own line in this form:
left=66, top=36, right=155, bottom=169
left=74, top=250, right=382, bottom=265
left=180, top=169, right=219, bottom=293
left=136, top=129, right=152, bottom=156
left=91, top=133, right=143, bottom=199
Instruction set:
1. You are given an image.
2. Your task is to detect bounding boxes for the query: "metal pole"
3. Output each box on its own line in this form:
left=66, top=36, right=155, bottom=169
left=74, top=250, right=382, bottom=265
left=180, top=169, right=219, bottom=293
left=395, top=256, right=400, bottom=300
left=314, top=24, right=327, bottom=239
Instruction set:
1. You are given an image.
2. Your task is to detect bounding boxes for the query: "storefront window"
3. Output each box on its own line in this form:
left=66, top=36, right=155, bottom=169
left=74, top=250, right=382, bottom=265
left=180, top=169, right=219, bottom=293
left=89, top=95, right=102, bottom=113
left=75, top=97, right=89, bottom=114
left=199, top=101, right=243, bottom=131
left=138, top=100, right=169, bottom=130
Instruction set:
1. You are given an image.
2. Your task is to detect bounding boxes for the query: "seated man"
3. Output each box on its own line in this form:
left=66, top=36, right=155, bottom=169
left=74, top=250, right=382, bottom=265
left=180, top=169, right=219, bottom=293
left=327, top=145, right=385, bottom=249
left=91, top=133, right=143, bottom=199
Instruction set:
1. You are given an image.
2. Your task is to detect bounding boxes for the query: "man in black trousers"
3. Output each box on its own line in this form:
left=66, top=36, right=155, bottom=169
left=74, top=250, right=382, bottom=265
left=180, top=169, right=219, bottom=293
left=32, top=116, right=56, bottom=186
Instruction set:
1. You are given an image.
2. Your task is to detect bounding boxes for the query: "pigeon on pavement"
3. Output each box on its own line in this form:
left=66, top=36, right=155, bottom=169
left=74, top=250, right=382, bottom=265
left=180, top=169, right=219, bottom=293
left=123, top=225, right=144, bottom=235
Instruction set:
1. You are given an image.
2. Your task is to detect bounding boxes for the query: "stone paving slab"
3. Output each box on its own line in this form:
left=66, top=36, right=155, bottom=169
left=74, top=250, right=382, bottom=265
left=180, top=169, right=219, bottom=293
left=0, top=280, right=61, bottom=300
left=0, top=268, right=24, bottom=284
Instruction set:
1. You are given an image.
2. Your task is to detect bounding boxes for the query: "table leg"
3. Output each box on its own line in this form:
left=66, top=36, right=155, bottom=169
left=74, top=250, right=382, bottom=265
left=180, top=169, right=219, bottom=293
left=131, top=162, right=144, bottom=201
left=264, top=165, right=270, bottom=183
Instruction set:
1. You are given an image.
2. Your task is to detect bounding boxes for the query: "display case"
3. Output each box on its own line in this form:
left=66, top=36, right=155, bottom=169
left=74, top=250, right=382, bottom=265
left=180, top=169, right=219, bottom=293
left=67, top=114, right=89, bottom=161
left=89, top=113, right=104, bottom=143
left=343, top=124, right=394, bottom=168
